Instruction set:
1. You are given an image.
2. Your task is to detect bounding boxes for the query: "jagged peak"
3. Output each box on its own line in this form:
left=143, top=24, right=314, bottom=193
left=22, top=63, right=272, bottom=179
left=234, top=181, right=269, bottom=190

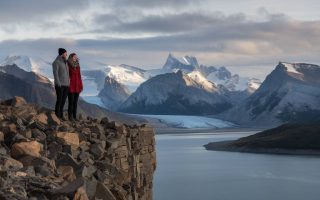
left=163, top=53, right=199, bottom=70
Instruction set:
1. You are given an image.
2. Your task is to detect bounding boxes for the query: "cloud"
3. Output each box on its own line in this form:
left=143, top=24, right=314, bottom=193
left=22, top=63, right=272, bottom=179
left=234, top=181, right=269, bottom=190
left=110, top=0, right=198, bottom=8
left=0, top=0, right=89, bottom=23
left=1, top=1, right=320, bottom=79
left=94, top=12, right=246, bottom=34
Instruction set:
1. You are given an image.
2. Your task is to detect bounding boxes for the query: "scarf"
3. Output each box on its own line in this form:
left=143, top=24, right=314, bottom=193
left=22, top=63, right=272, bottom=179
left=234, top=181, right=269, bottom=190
left=68, top=58, right=79, bottom=68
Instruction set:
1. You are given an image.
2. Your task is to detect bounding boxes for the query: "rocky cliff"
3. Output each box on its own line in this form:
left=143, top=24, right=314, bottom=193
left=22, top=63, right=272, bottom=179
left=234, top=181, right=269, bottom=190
left=0, top=97, right=156, bottom=200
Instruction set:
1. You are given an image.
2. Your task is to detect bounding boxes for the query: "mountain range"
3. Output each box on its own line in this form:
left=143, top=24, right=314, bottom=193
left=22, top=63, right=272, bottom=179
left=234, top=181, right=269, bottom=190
left=82, top=54, right=261, bottom=112
left=1, top=54, right=320, bottom=127
left=1, top=54, right=260, bottom=113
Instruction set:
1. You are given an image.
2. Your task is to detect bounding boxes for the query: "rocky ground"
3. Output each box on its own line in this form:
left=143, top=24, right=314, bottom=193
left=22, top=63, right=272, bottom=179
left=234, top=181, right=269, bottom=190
left=0, top=97, right=156, bottom=200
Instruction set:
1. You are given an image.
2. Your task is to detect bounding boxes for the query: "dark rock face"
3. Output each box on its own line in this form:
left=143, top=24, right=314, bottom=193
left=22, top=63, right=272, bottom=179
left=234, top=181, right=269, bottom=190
left=0, top=97, right=156, bottom=200
left=98, top=76, right=130, bottom=110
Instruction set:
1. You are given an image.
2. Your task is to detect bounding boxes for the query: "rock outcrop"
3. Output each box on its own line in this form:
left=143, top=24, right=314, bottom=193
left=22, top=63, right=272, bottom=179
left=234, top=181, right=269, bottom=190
left=204, top=123, right=320, bottom=156
left=0, top=97, right=156, bottom=200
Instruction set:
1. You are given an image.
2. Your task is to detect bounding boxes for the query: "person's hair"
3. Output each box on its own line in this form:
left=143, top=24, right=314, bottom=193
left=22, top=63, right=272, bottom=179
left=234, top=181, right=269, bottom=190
left=67, top=53, right=79, bottom=67
left=68, top=53, right=76, bottom=61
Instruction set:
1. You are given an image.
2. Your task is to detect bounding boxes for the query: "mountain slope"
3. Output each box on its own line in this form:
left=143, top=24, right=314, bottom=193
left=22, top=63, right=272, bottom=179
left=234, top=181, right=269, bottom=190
left=0, top=55, right=53, bottom=81
left=0, top=64, right=55, bottom=108
left=83, top=64, right=148, bottom=94
left=221, top=62, right=320, bottom=126
left=119, top=71, right=232, bottom=115
left=98, top=76, right=130, bottom=110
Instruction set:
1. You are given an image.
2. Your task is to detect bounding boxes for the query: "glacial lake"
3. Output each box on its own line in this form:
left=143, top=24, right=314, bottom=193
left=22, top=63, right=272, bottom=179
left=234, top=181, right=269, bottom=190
left=153, top=131, right=320, bottom=200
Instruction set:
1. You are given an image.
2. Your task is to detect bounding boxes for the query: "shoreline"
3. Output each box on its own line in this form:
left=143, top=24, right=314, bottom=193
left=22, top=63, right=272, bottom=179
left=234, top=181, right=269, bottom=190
left=204, top=141, right=320, bottom=157
left=154, top=127, right=268, bottom=134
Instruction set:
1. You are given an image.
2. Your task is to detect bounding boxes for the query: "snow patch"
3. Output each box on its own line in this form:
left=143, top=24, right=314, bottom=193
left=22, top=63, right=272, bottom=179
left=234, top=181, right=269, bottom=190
left=103, top=65, right=148, bottom=93
left=282, top=63, right=302, bottom=74
left=187, top=71, right=216, bottom=91
left=0, top=55, right=53, bottom=79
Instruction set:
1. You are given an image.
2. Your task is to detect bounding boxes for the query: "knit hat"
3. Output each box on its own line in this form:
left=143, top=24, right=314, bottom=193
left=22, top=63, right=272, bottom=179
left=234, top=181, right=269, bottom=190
left=58, top=48, right=67, bottom=56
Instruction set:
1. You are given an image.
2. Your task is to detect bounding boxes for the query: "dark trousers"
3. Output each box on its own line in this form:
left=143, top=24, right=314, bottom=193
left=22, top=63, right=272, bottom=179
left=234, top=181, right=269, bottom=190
left=68, top=92, right=79, bottom=119
left=55, top=86, right=69, bottom=118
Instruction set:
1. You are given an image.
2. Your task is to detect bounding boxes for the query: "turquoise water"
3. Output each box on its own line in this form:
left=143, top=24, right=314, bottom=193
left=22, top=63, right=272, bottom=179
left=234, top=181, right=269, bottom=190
left=153, top=131, right=320, bottom=200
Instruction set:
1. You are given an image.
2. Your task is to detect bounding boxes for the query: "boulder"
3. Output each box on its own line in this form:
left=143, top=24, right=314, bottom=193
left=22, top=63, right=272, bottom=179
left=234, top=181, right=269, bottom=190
left=94, top=182, right=117, bottom=200
left=57, top=165, right=77, bottom=182
left=54, top=177, right=85, bottom=195
left=34, top=165, right=51, bottom=177
left=47, top=112, right=61, bottom=126
left=74, top=186, right=89, bottom=200
left=2, top=96, right=27, bottom=107
left=31, top=129, right=46, bottom=141
left=36, top=113, right=48, bottom=125
left=0, top=154, right=23, bottom=171
left=11, top=141, right=42, bottom=159
left=56, top=154, right=83, bottom=177
left=89, top=143, right=105, bottom=159
left=17, top=155, right=56, bottom=170
left=55, top=132, right=80, bottom=147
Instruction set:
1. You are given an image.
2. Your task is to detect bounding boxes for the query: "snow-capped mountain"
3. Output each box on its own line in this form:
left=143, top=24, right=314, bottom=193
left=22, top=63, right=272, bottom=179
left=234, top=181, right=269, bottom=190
left=98, top=76, right=130, bottom=110
left=1, top=54, right=261, bottom=114
left=83, top=64, right=149, bottom=94
left=161, top=54, right=261, bottom=93
left=119, top=70, right=232, bottom=115
left=81, top=64, right=150, bottom=107
left=0, top=55, right=53, bottom=82
left=162, top=53, right=199, bottom=72
left=221, top=62, right=320, bottom=126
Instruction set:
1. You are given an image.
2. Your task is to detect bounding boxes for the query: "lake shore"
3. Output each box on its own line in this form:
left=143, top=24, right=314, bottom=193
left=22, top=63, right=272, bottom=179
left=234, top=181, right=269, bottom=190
left=204, top=123, right=320, bottom=156
left=204, top=140, right=320, bottom=156
left=154, top=126, right=267, bottom=134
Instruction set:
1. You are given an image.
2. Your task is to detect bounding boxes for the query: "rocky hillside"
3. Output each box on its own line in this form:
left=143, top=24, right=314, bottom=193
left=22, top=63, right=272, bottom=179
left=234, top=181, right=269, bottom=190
left=204, top=123, right=320, bottom=156
left=0, top=97, right=156, bottom=200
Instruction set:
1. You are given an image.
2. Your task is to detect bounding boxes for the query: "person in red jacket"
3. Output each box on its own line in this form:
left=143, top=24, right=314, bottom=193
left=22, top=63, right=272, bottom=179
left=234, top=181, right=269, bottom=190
left=67, top=53, right=83, bottom=121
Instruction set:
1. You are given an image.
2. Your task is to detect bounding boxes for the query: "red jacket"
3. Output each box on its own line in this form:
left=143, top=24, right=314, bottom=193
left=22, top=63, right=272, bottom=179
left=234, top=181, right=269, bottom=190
left=68, top=64, right=83, bottom=93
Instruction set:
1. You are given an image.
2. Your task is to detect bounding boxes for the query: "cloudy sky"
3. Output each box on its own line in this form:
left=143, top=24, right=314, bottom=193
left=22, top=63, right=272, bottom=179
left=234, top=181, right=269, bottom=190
left=1, top=0, right=320, bottom=79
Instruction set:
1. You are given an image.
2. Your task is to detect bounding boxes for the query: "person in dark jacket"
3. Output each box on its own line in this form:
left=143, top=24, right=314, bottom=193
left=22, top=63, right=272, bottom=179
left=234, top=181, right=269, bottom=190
left=52, top=48, right=70, bottom=120
left=67, top=53, right=83, bottom=121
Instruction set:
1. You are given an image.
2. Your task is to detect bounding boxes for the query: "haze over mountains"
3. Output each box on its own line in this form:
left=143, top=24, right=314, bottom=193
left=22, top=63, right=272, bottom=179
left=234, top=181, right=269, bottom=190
left=1, top=54, right=320, bottom=127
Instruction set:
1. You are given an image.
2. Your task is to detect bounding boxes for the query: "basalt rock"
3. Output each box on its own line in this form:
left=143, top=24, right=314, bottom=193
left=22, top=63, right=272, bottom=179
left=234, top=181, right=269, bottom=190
left=0, top=97, right=156, bottom=200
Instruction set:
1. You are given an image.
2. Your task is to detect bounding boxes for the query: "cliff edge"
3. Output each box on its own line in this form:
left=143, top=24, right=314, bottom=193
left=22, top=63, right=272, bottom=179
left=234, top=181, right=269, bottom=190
left=0, top=96, right=156, bottom=200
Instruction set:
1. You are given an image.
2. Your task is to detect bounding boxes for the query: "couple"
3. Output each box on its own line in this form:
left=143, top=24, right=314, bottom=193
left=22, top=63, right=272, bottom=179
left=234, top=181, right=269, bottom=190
left=52, top=48, right=83, bottom=121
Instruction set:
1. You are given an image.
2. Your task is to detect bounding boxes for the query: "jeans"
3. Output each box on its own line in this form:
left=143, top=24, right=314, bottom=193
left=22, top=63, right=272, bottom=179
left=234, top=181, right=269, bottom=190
left=55, top=85, right=69, bottom=118
left=68, top=92, right=79, bottom=119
